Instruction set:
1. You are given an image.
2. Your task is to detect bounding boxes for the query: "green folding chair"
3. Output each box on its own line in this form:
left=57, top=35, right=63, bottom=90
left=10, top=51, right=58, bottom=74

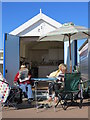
left=55, top=72, right=83, bottom=110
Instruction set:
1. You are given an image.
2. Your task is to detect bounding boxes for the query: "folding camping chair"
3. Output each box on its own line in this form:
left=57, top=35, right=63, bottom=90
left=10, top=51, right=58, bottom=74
left=5, top=86, right=22, bottom=109
left=0, top=80, right=22, bottom=110
left=54, top=72, right=83, bottom=110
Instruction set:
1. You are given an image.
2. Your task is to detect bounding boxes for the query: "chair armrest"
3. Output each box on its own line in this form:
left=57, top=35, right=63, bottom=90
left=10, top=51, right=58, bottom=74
left=80, top=80, right=90, bottom=84
left=80, top=80, right=90, bottom=91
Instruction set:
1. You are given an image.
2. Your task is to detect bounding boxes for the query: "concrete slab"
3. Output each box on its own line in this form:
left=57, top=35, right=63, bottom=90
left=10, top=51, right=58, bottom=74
left=2, top=99, right=89, bottom=119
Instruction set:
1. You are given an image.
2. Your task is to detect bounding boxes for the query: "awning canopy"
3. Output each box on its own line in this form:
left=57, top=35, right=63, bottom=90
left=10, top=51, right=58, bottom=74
left=39, top=23, right=90, bottom=42
left=39, top=22, right=90, bottom=72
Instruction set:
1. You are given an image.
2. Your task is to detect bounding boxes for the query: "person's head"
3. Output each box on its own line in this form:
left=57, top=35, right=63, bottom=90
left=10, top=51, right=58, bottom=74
left=20, top=64, right=26, bottom=70
left=61, top=64, right=67, bottom=74
left=58, top=63, right=64, bottom=71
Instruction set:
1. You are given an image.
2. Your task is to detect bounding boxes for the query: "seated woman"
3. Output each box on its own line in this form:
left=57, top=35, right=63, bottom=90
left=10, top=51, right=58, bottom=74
left=47, top=63, right=67, bottom=103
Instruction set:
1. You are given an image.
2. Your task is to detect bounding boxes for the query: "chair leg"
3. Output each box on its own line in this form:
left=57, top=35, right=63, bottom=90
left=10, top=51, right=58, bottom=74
left=17, top=88, right=22, bottom=104
left=79, top=98, right=83, bottom=109
left=61, top=100, right=68, bottom=110
left=55, top=99, right=61, bottom=108
left=61, top=94, right=68, bottom=110
left=79, top=90, right=83, bottom=109
left=54, top=93, right=62, bottom=108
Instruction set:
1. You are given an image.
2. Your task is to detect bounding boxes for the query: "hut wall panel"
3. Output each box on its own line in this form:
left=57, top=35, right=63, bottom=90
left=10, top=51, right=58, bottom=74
left=80, top=47, right=88, bottom=80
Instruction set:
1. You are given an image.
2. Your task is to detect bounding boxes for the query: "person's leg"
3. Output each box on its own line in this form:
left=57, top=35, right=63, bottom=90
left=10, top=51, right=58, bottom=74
left=26, top=84, right=33, bottom=99
left=19, top=84, right=27, bottom=98
left=19, top=88, right=22, bottom=103
left=48, top=82, right=54, bottom=101
left=54, top=83, right=61, bottom=103
left=19, top=84, right=26, bottom=93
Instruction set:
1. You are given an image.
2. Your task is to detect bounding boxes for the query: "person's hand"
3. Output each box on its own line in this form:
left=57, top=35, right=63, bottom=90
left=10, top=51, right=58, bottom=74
left=62, top=77, right=64, bottom=82
left=13, top=82, right=18, bottom=86
left=46, top=75, right=49, bottom=78
left=28, top=75, right=31, bottom=79
left=46, top=75, right=52, bottom=78
left=17, top=74, right=20, bottom=78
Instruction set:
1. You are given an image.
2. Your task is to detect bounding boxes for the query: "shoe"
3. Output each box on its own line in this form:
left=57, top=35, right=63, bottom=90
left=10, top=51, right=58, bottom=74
left=44, top=104, right=51, bottom=108
left=37, top=104, right=44, bottom=109
left=28, top=98, right=31, bottom=104
left=30, top=98, right=34, bottom=101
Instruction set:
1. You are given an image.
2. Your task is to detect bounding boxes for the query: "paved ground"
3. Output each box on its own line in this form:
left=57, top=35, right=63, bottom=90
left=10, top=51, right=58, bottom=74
left=1, top=99, right=89, bottom=119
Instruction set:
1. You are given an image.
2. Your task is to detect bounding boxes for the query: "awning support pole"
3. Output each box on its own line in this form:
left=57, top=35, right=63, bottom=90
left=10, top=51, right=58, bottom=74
left=68, top=34, right=72, bottom=73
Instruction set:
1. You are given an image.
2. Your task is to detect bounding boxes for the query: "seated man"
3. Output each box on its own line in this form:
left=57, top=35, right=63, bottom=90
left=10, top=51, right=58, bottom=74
left=14, top=64, right=33, bottom=104
left=47, top=63, right=67, bottom=103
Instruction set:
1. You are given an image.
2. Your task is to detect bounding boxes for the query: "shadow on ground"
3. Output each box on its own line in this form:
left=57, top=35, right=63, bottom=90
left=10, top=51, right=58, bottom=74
left=3, top=98, right=90, bottom=111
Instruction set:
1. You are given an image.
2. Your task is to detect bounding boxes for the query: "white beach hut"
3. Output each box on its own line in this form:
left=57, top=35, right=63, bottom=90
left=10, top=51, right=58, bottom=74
left=3, top=10, right=77, bottom=86
left=79, top=39, right=89, bottom=80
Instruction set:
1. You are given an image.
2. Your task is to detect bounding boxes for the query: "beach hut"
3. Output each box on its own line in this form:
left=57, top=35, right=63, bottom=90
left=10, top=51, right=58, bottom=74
left=3, top=10, right=77, bottom=86
left=79, top=39, right=90, bottom=80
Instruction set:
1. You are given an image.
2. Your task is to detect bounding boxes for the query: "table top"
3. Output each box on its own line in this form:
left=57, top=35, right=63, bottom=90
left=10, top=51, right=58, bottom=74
left=31, top=77, right=57, bottom=81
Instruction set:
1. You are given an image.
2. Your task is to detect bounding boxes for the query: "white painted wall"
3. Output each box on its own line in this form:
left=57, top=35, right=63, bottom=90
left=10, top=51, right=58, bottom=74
left=0, top=50, right=3, bottom=73
left=28, top=49, right=49, bottom=63
left=49, top=48, right=63, bottom=61
left=38, top=66, right=58, bottom=77
left=0, top=60, right=3, bottom=64
left=18, top=20, right=57, bottom=37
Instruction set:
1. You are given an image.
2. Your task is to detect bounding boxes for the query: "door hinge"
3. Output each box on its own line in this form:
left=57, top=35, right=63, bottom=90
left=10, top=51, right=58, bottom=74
left=5, top=33, right=7, bottom=40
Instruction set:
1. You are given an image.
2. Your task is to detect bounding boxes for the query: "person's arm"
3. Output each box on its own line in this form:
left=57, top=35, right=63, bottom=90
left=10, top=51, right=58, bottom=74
left=56, top=72, right=65, bottom=82
left=47, top=71, right=57, bottom=78
left=61, top=77, right=64, bottom=82
left=14, top=72, right=20, bottom=83
left=28, top=70, right=32, bottom=80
